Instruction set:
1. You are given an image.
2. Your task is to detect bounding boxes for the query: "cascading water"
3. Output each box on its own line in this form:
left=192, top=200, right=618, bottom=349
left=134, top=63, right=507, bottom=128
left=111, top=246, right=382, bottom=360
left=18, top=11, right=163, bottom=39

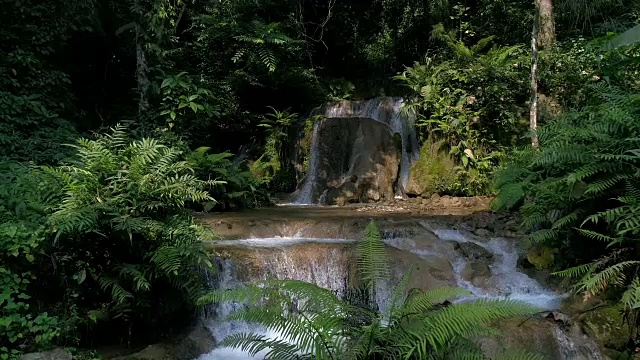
left=199, top=238, right=356, bottom=360
left=198, top=227, right=607, bottom=360
left=295, top=118, right=323, bottom=205
left=431, top=229, right=564, bottom=309
left=293, top=97, right=420, bottom=205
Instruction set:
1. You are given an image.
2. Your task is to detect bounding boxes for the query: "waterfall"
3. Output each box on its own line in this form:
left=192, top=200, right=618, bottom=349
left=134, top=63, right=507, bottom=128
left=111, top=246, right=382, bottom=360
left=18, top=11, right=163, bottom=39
left=198, top=228, right=606, bottom=360
left=293, top=97, right=419, bottom=205
left=295, top=118, right=323, bottom=205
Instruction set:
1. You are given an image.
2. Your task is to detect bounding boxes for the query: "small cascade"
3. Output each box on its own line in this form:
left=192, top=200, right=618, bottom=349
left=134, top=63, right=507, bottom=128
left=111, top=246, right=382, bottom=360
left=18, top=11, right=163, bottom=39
left=431, top=229, right=563, bottom=309
left=293, top=97, right=420, bottom=205
left=199, top=228, right=606, bottom=360
left=199, top=238, right=356, bottom=360
left=295, top=118, right=324, bottom=205
left=554, top=325, right=608, bottom=360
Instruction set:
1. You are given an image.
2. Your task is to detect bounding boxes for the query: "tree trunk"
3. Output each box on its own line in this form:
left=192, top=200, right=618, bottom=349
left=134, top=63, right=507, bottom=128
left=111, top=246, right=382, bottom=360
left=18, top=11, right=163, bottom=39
left=530, top=2, right=541, bottom=150
left=537, top=0, right=555, bottom=49
left=135, top=22, right=149, bottom=117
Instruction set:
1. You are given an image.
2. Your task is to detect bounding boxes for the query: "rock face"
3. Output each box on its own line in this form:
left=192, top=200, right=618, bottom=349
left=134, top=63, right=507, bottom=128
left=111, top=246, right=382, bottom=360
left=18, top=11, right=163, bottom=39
left=293, top=97, right=420, bottom=205
left=312, top=117, right=401, bottom=205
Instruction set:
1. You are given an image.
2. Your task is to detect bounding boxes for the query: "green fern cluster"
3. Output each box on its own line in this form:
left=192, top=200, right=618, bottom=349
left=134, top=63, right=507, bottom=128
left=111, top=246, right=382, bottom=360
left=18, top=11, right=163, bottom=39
left=232, top=20, right=302, bottom=73
left=42, top=123, right=216, bottom=340
left=198, top=220, right=542, bottom=359
left=493, top=84, right=640, bottom=309
left=186, top=146, right=269, bottom=210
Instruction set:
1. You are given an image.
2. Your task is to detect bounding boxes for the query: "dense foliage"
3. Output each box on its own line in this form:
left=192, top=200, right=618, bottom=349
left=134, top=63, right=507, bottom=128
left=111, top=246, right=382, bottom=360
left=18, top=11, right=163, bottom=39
left=2, top=0, right=640, bottom=356
left=198, top=221, right=541, bottom=359
left=493, top=37, right=640, bottom=354
left=1, top=126, right=216, bottom=356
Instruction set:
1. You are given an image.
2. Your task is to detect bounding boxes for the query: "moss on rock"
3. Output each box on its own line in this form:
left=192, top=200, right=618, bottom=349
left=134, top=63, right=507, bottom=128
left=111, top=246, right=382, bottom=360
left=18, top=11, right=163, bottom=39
left=581, top=303, right=631, bottom=351
left=526, top=246, right=555, bottom=270
left=406, top=140, right=456, bottom=196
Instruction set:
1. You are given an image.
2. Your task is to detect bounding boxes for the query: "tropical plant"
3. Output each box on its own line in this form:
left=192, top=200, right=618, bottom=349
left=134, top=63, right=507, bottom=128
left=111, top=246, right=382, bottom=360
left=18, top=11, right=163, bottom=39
left=186, top=146, right=269, bottom=210
left=493, top=82, right=640, bottom=310
left=0, top=161, right=64, bottom=357
left=43, top=123, right=217, bottom=342
left=396, top=22, right=527, bottom=195
left=158, top=72, right=220, bottom=133
left=232, top=20, right=303, bottom=73
left=198, top=220, right=541, bottom=359
left=251, top=107, right=301, bottom=191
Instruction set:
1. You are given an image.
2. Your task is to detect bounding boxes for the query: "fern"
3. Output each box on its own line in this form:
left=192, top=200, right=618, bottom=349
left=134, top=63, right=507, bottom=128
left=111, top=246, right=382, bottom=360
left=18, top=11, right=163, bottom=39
left=356, top=220, right=390, bottom=293
left=41, top=123, right=216, bottom=339
left=494, top=84, right=640, bottom=313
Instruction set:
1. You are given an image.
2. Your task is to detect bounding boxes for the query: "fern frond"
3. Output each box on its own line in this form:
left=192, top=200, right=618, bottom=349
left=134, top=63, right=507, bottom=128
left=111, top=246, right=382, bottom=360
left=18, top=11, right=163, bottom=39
left=397, top=299, right=537, bottom=357
left=577, top=260, right=640, bottom=295
left=356, top=220, right=390, bottom=291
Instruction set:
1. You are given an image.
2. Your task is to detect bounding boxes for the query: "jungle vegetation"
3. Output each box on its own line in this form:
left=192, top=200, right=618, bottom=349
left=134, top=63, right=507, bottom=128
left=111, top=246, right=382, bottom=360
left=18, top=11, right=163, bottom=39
left=2, top=0, right=640, bottom=358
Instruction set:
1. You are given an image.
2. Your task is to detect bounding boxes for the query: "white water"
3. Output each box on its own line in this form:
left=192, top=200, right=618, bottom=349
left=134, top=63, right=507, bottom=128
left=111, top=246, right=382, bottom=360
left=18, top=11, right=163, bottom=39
left=198, top=230, right=597, bottom=360
left=199, top=237, right=354, bottom=360
left=431, top=229, right=565, bottom=309
left=295, top=117, right=324, bottom=204
left=214, top=237, right=356, bottom=247
left=294, top=97, right=420, bottom=204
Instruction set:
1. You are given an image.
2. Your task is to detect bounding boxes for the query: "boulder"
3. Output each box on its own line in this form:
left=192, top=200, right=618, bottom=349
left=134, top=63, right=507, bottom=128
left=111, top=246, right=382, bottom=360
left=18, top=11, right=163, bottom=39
left=324, top=181, right=359, bottom=206
left=477, top=318, right=561, bottom=360
left=310, top=117, right=401, bottom=205
left=461, top=261, right=493, bottom=288
left=580, top=304, right=631, bottom=352
left=20, top=349, right=72, bottom=360
left=473, top=228, right=491, bottom=238
left=453, top=242, right=495, bottom=264
left=406, top=140, right=456, bottom=197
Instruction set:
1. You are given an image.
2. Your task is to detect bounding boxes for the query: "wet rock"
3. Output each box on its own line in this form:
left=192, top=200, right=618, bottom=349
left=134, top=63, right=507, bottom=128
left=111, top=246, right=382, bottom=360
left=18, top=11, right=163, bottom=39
left=301, top=115, right=402, bottom=205
left=325, top=181, right=359, bottom=206
left=543, top=311, right=572, bottom=326
left=453, top=242, right=495, bottom=264
left=461, top=261, right=493, bottom=288
left=387, top=248, right=456, bottom=290
left=526, top=246, right=555, bottom=270
left=112, top=323, right=216, bottom=360
left=478, top=318, right=561, bottom=359
left=473, top=228, right=491, bottom=238
left=517, top=254, right=535, bottom=269
left=20, top=349, right=72, bottom=360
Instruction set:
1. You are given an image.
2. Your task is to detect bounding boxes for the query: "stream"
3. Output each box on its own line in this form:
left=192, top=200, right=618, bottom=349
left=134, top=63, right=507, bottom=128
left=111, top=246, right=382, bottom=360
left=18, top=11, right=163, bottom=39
left=196, top=218, right=606, bottom=360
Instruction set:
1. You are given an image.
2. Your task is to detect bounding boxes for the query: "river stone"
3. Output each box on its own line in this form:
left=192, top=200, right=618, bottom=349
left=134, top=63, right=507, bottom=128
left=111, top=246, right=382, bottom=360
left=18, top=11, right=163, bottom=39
left=387, top=248, right=456, bottom=290
left=453, top=242, right=495, bottom=264
left=20, top=349, right=72, bottom=360
left=461, top=261, right=493, bottom=288
left=477, top=318, right=560, bottom=359
left=473, top=227, right=491, bottom=238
